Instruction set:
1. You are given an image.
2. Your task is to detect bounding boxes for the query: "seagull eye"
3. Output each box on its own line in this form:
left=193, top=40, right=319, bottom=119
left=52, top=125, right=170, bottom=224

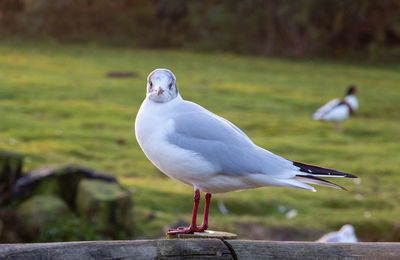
left=149, top=81, right=153, bottom=88
left=168, top=83, right=173, bottom=90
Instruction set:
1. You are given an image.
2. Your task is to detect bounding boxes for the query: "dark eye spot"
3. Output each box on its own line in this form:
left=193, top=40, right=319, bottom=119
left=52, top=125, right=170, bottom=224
left=149, top=81, right=153, bottom=88
left=168, top=83, right=173, bottom=89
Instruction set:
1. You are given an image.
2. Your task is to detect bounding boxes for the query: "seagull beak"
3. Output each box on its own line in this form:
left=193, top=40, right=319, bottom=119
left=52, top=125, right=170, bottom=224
left=156, top=87, right=164, bottom=96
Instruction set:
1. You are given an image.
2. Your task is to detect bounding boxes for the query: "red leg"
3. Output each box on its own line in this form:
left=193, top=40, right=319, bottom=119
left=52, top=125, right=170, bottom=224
left=167, top=189, right=200, bottom=234
left=196, top=193, right=212, bottom=232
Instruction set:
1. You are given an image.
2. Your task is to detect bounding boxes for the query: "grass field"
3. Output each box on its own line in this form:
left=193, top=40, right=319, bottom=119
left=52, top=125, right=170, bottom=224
left=1, top=40, right=399, bottom=241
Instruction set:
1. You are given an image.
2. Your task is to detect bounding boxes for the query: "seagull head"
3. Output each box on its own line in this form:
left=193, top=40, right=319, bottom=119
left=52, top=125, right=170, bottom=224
left=346, top=85, right=358, bottom=96
left=146, top=68, right=178, bottom=103
left=340, top=224, right=355, bottom=237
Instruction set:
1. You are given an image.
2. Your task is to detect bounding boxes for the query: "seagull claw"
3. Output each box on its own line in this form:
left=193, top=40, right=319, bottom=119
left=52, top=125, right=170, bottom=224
left=167, top=226, right=195, bottom=235
left=167, top=224, right=208, bottom=234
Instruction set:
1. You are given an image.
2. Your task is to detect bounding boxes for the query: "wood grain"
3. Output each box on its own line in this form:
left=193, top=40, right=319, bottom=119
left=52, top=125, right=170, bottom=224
left=227, top=240, right=400, bottom=260
left=1, top=239, right=400, bottom=260
left=0, top=239, right=233, bottom=260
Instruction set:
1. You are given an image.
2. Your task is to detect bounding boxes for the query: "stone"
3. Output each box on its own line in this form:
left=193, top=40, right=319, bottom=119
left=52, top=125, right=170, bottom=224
left=16, top=195, right=71, bottom=237
left=13, top=164, right=117, bottom=207
left=0, top=150, right=23, bottom=205
left=76, top=179, right=133, bottom=234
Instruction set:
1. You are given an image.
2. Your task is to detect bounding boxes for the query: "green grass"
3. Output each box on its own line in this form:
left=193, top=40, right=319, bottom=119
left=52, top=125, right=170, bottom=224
left=1, top=40, right=400, bottom=241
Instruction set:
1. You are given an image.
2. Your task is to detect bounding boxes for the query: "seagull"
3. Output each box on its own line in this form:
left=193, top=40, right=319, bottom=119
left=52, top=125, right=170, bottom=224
left=317, top=224, right=358, bottom=242
left=135, top=68, right=357, bottom=235
left=312, top=86, right=359, bottom=130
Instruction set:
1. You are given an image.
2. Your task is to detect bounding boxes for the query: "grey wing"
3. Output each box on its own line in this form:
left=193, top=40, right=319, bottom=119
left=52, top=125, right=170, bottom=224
left=317, top=232, right=341, bottom=242
left=181, top=100, right=253, bottom=143
left=312, top=98, right=340, bottom=120
left=168, top=105, right=296, bottom=178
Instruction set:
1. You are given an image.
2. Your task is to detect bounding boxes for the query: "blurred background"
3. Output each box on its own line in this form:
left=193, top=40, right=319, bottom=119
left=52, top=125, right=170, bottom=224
left=0, top=0, right=399, bottom=243
left=2, top=0, right=400, bottom=59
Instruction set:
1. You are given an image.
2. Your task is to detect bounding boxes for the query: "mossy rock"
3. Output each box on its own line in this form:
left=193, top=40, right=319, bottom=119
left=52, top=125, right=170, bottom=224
left=0, top=150, right=23, bottom=205
left=36, top=215, right=107, bottom=242
left=76, top=179, right=134, bottom=235
left=13, top=164, right=117, bottom=208
left=16, top=195, right=71, bottom=237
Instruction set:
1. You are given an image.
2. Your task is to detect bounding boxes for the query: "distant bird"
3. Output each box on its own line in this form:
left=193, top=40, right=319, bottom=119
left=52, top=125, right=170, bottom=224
left=135, top=69, right=357, bottom=234
left=317, top=224, right=358, bottom=242
left=312, top=86, right=359, bottom=130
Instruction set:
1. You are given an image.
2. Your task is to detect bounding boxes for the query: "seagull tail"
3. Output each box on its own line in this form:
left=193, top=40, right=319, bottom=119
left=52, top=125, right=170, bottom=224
left=292, top=161, right=357, bottom=178
left=277, top=178, right=317, bottom=192
left=312, top=112, right=322, bottom=120
left=295, top=175, right=346, bottom=190
left=292, top=160, right=357, bottom=191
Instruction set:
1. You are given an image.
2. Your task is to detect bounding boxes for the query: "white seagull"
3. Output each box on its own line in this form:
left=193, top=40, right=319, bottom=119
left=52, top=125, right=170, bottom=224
left=135, top=69, right=357, bottom=234
left=317, top=224, right=358, bottom=243
left=312, top=86, right=359, bottom=130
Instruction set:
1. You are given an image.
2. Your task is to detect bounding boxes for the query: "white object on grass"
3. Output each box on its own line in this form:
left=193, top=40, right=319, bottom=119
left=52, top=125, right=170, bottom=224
left=317, top=224, right=358, bottom=242
left=312, top=86, right=358, bottom=130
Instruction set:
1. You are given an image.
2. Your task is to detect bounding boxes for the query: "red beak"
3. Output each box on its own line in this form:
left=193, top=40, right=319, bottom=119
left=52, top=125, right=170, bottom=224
left=156, top=87, right=164, bottom=96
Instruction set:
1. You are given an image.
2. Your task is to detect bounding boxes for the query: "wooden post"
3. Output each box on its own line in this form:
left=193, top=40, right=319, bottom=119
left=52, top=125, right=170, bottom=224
left=1, top=240, right=400, bottom=259
left=0, top=239, right=232, bottom=260
left=228, top=240, right=400, bottom=259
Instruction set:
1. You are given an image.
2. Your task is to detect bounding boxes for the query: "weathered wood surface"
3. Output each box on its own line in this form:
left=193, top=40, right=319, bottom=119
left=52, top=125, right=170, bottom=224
left=0, top=239, right=232, bottom=260
left=1, top=239, right=400, bottom=260
left=229, top=240, right=400, bottom=260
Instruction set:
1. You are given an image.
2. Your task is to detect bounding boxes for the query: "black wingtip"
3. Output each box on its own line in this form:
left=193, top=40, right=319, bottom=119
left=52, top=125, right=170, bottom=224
left=345, top=173, right=358, bottom=178
left=293, top=161, right=357, bottom=178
